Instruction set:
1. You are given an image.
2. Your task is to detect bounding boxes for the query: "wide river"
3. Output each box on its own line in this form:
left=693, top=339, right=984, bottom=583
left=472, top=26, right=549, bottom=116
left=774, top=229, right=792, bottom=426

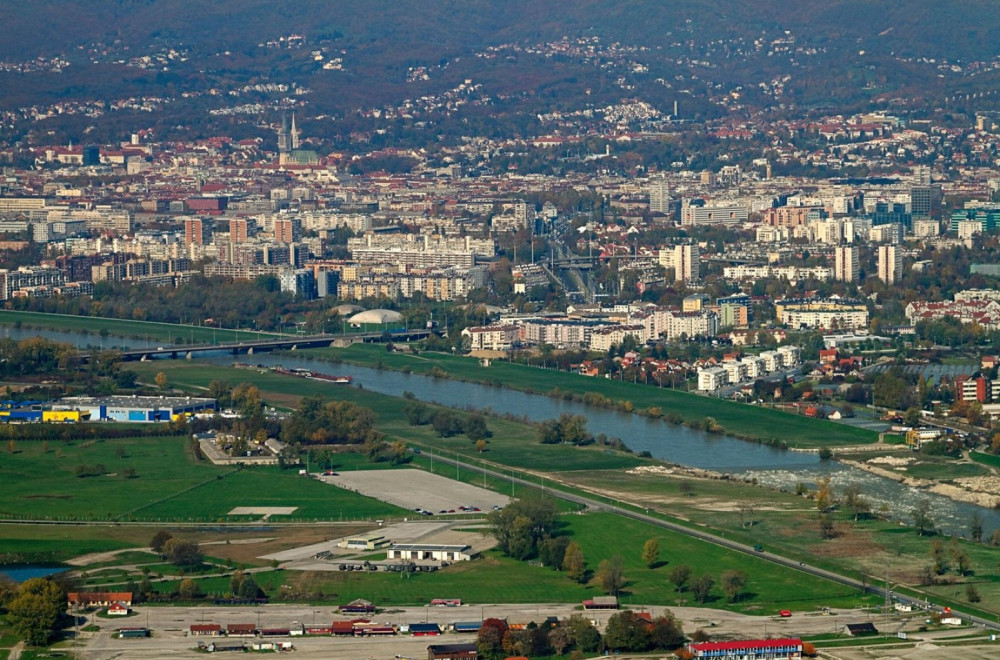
left=6, top=326, right=1000, bottom=535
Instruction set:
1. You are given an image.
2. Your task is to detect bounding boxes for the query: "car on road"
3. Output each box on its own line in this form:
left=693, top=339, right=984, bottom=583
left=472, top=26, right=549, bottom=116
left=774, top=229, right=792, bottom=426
left=779, top=610, right=792, bottom=618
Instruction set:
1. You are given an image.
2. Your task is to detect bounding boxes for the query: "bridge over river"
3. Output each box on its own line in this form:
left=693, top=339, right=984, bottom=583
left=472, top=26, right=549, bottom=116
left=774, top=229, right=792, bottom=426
left=77, top=328, right=433, bottom=362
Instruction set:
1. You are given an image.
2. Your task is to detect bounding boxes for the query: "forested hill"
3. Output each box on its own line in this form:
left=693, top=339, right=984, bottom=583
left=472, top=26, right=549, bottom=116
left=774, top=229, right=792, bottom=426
left=4, top=0, right=996, bottom=62
left=2, top=0, right=1000, bottom=144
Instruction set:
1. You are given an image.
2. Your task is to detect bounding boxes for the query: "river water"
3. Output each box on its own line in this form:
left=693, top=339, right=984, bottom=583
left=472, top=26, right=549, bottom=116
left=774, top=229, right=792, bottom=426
left=3, top=326, right=1000, bottom=535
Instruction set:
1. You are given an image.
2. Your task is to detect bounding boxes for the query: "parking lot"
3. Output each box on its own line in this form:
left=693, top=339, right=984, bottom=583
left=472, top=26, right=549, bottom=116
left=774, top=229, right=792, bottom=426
left=319, top=468, right=511, bottom=516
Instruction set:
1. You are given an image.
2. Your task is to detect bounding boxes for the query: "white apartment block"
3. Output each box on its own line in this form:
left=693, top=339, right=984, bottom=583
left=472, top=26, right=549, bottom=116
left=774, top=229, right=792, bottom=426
left=589, top=324, right=649, bottom=351
left=777, top=345, right=801, bottom=366
left=697, top=367, right=728, bottom=391
left=877, top=244, right=902, bottom=284
left=722, top=360, right=748, bottom=384
left=759, top=350, right=784, bottom=372
left=659, top=244, right=700, bottom=282
left=461, top=324, right=521, bottom=351
left=648, top=177, right=670, bottom=214
left=834, top=245, right=859, bottom=282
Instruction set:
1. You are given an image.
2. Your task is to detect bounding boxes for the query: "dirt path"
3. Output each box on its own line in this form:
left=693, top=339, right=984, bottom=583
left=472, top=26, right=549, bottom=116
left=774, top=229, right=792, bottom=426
left=66, top=547, right=149, bottom=567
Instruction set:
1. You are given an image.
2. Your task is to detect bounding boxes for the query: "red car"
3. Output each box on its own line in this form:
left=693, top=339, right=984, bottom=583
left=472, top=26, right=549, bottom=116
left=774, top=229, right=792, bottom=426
left=779, top=610, right=792, bottom=618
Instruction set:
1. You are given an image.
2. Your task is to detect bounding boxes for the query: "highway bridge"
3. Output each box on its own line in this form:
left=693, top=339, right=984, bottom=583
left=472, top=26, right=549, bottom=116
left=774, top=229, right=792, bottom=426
left=78, top=329, right=434, bottom=362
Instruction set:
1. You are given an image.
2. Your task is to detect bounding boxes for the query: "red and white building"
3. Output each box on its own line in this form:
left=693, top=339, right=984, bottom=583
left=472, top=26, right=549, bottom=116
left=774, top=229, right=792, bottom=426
left=687, top=637, right=803, bottom=659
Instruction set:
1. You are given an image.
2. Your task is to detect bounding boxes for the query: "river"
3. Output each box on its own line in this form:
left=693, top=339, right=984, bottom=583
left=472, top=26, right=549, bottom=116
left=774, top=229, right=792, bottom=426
left=3, top=325, right=1000, bottom=535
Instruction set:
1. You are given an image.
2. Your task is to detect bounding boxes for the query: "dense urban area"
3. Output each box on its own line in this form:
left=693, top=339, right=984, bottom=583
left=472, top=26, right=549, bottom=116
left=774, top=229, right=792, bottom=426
left=5, top=2, right=1000, bottom=660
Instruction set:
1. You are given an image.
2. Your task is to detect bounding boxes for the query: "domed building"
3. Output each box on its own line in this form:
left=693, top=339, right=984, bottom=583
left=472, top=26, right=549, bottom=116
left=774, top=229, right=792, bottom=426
left=348, top=308, right=404, bottom=326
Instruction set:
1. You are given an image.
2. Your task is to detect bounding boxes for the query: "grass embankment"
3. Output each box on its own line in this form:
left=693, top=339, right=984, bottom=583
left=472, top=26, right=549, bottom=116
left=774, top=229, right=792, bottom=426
left=304, top=344, right=878, bottom=449
left=561, top=468, right=1000, bottom=616
left=131, top=361, right=646, bottom=473
left=0, top=309, right=277, bottom=345
left=0, top=434, right=404, bottom=524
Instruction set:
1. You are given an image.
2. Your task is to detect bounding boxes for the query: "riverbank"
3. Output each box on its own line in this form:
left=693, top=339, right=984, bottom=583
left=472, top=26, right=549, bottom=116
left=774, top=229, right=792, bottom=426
left=292, top=344, right=879, bottom=450
left=840, top=457, right=1000, bottom=509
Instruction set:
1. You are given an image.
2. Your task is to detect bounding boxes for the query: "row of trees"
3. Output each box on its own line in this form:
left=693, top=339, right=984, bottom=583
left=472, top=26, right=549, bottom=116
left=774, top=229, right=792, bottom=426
left=403, top=398, right=491, bottom=442
left=477, top=610, right=685, bottom=660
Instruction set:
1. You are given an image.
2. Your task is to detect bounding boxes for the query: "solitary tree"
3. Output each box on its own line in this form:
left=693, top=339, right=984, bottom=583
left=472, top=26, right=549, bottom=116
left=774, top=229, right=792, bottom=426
left=641, top=538, right=660, bottom=568
left=912, top=499, right=934, bottom=536
left=841, top=484, right=870, bottom=521
left=690, top=574, right=714, bottom=604
left=154, top=371, right=168, bottom=390
left=970, top=512, right=984, bottom=543
left=720, top=570, right=748, bottom=602
left=736, top=498, right=758, bottom=528
left=669, top=564, right=692, bottom=592
left=563, top=541, right=586, bottom=583
left=597, top=555, right=626, bottom=596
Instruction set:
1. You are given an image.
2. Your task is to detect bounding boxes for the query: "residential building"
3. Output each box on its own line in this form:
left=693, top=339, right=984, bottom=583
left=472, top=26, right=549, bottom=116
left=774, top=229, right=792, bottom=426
left=184, top=218, right=211, bottom=246
left=648, top=176, right=670, bottom=214
left=834, top=245, right=859, bottom=282
left=461, top=324, right=520, bottom=351
left=877, top=244, right=902, bottom=284
left=777, top=299, right=869, bottom=330
left=697, top=367, right=728, bottom=391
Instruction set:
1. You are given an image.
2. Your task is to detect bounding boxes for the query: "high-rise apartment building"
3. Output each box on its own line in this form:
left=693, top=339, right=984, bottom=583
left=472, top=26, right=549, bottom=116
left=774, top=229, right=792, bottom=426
left=648, top=177, right=670, bottom=214
left=229, top=218, right=250, bottom=243
left=878, top=244, right=902, bottom=285
left=673, top=244, right=700, bottom=282
left=184, top=218, right=211, bottom=246
left=834, top=245, right=859, bottom=282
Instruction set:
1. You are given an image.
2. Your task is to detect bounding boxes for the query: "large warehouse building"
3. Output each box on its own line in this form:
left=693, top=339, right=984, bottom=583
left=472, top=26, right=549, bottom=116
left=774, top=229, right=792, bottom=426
left=56, top=396, right=216, bottom=423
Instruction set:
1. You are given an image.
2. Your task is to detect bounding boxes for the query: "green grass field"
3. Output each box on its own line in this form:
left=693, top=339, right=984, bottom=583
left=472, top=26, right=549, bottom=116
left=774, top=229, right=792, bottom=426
left=152, top=512, right=868, bottom=611
left=309, top=344, right=878, bottom=449
left=0, top=434, right=404, bottom=524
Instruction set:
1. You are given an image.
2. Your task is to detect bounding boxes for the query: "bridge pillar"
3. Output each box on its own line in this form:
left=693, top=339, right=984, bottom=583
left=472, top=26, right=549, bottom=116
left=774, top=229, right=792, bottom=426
left=291, top=345, right=297, bottom=351
left=186, top=352, right=193, bottom=360
left=140, top=355, right=148, bottom=361
left=247, top=347, right=254, bottom=355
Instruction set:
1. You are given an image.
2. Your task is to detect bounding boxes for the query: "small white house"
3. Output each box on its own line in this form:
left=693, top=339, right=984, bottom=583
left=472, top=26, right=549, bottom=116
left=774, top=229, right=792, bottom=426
left=107, top=602, right=130, bottom=616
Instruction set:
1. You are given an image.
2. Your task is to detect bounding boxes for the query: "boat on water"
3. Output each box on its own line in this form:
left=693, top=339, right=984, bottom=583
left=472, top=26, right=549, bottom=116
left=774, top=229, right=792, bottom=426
left=270, top=366, right=352, bottom=384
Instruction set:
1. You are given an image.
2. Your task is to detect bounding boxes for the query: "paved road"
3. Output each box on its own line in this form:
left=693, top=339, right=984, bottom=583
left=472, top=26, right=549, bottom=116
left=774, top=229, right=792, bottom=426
left=416, top=450, right=1000, bottom=633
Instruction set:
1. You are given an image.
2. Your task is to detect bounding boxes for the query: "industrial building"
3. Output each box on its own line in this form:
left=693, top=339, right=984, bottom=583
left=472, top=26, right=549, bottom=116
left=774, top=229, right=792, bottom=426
left=55, top=396, right=216, bottom=423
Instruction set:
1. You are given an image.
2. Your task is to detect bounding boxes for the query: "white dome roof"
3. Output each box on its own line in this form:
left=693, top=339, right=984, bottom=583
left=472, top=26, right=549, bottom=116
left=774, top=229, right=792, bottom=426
left=349, top=309, right=404, bottom=324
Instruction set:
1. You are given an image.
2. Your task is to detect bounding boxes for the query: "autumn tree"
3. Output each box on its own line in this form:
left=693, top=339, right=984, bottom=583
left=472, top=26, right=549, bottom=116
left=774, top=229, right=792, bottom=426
left=641, top=538, right=660, bottom=568
left=154, top=371, right=168, bottom=389
left=177, top=578, right=202, bottom=600
left=477, top=618, right=509, bottom=660
left=563, top=541, right=586, bottom=583
left=815, top=476, right=833, bottom=511
left=7, top=578, right=65, bottom=646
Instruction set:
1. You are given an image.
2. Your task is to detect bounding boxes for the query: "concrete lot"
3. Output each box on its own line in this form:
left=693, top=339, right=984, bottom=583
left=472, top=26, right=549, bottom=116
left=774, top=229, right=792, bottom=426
left=74, top=602, right=969, bottom=660
left=319, top=468, right=510, bottom=515
left=262, top=519, right=495, bottom=572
